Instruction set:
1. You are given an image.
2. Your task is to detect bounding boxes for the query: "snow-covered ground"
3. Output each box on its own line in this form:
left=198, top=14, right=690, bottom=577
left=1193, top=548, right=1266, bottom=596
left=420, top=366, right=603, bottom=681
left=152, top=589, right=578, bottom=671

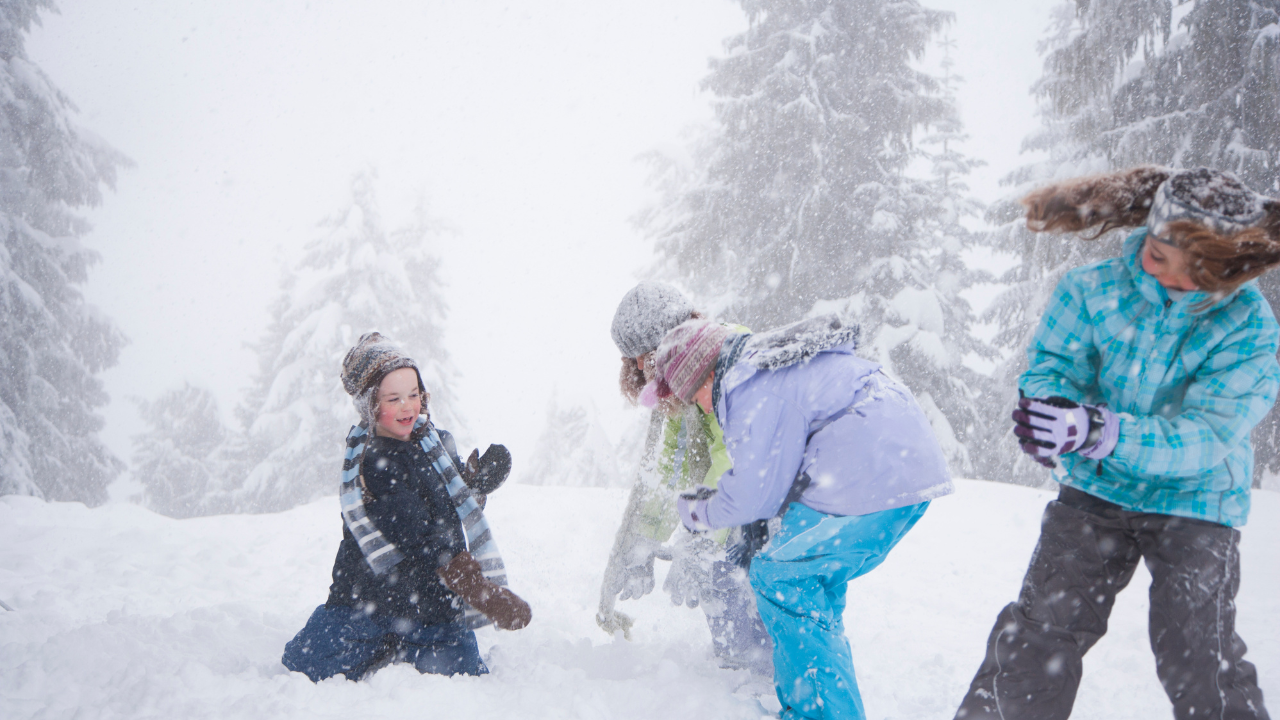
left=2, top=479, right=1276, bottom=720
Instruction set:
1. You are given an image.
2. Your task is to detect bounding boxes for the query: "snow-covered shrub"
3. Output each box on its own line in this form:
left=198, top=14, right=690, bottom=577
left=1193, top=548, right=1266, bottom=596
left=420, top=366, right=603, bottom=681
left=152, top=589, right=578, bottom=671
left=132, top=384, right=230, bottom=518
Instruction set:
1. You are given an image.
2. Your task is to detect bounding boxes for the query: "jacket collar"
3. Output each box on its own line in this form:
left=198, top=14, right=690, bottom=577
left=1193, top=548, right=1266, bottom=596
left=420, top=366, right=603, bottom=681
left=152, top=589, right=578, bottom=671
left=711, top=333, right=751, bottom=418
left=1122, top=228, right=1240, bottom=317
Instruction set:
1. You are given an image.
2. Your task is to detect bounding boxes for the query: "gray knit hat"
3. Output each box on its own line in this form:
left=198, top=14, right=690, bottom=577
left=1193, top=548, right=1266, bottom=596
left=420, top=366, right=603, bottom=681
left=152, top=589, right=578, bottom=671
left=341, top=332, right=426, bottom=426
left=610, top=282, right=696, bottom=358
left=1148, top=168, right=1270, bottom=243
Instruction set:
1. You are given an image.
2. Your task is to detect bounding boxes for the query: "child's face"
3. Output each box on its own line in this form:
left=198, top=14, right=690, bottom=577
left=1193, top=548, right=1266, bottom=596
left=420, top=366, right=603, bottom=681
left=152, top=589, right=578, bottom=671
left=693, top=371, right=715, bottom=414
left=374, top=367, right=423, bottom=441
left=1141, top=237, right=1199, bottom=291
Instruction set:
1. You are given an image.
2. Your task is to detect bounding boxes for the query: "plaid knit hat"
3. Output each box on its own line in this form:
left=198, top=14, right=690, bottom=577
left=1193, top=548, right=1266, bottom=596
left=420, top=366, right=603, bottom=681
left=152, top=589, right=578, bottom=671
left=341, top=332, right=426, bottom=426
left=655, top=319, right=731, bottom=403
left=1148, top=168, right=1270, bottom=244
left=611, top=282, right=696, bottom=358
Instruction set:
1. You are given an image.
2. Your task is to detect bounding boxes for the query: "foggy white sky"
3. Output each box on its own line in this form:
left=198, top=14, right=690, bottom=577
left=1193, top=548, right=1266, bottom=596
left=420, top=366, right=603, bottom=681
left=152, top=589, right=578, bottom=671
left=27, top=0, right=1056, bottom=492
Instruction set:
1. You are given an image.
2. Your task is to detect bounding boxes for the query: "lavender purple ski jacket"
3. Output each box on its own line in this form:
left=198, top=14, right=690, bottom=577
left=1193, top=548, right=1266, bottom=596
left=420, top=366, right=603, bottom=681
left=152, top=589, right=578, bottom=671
left=701, top=341, right=953, bottom=529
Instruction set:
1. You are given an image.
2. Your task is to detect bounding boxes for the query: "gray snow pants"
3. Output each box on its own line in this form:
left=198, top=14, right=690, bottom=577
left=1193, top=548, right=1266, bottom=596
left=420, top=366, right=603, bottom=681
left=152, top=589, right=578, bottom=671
left=954, top=485, right=1269, bottom=720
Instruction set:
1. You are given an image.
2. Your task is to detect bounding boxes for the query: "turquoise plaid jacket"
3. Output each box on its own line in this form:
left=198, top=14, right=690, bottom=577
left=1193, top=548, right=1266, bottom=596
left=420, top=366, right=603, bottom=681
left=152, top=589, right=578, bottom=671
left=1021, top=229, right=1280, bottom=527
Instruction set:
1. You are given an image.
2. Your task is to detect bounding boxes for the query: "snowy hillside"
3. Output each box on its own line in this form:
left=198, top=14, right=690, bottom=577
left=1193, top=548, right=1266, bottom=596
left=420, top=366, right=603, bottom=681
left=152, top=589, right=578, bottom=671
left=2, top=480, right=1276, bottom=720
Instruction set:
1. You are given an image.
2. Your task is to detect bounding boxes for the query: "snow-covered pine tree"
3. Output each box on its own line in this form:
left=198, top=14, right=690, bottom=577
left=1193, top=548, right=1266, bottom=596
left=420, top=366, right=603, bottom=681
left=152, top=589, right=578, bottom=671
left=1092, top=0, right=1278, bottom=192
left=0, top=0, right=128, bottom=503
left=640, top=1, right=992, bottom=472
left=888, top=36, right=996, bottom=472
left=977, top=0, right=1173, bottom=484
left=977, top=0, right=1280, bottom=485
left=1102, top=0, right=1280, bottom=484
left=228, top=173, right=462, bottom=512
left=522, top=394, right=623, bottom=488
left=132, top=384, right=230, bottom=518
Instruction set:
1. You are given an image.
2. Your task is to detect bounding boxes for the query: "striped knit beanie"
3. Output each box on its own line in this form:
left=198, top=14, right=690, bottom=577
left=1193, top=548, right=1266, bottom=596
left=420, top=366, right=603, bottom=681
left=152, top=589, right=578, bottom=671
left=1148, top=168, right=1270, bottom=244
left=340, top=332, right=426, bottom=426
left=655, top=319, right=730, bottom=403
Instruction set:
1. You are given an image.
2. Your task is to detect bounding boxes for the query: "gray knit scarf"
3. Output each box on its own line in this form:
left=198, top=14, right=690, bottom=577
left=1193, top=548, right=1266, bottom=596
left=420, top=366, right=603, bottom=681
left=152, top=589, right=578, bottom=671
left=340, top=417, right=508, bottom=629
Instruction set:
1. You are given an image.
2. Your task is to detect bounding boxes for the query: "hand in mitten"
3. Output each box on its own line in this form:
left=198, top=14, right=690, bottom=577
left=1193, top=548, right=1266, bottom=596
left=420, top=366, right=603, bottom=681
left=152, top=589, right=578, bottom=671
left=1013, top=394, right=1119, bottom=465
left=437, top=551, right=532, bottom=631
left=461, top=444, right=512, bottom=496
left=616, top=535, right=659, bottom=601
left=663, top=531, right=716, bottom=609
left=676, top=486, right=716, bottom=532
left=461, top=449, right=481, bottom=482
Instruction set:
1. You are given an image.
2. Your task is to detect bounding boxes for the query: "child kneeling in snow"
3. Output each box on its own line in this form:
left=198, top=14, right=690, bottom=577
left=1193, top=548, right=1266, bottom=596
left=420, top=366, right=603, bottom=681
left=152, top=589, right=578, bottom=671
left=953, top=167, right=1279, bottom=720
left=282, top=333, right=530, bottom=682
left=654, top=316, right=953, bottom=720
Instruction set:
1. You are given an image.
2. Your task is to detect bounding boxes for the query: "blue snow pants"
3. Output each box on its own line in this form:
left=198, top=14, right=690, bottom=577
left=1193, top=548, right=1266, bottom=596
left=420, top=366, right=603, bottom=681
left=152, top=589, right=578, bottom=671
left=749, top=501, right=929, bottom=720
left=281, top=604, right=487, bottom=682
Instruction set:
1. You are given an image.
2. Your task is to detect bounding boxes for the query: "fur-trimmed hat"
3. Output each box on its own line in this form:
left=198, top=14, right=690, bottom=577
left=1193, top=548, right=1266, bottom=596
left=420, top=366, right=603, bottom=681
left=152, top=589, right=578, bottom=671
left=611, top=282, right=696, bottom=358
left=1148, top=168, right=1270, bottom=243
left=341, top=332, right=427, bottom=426
left=655, top=319, right=731, bottom=403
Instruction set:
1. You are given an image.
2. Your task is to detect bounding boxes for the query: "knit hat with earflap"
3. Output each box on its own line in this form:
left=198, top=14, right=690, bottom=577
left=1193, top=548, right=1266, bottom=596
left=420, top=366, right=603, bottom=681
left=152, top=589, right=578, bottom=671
left=611, top=282, right=696, bottom=358
left=655, top=319, right=731, bottom=403
left=341, top=332, right=427, bottom=426
left=1147, top=167, right=1270, bottom=243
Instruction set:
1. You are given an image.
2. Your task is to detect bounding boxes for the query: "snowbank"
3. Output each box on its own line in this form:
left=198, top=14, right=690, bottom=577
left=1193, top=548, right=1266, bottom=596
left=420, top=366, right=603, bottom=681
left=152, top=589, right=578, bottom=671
left=2, top=480, right=1276, bottom=719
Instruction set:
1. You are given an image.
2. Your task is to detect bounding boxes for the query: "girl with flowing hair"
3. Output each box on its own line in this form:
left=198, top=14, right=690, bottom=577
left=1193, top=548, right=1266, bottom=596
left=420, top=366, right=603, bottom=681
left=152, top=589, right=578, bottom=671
left=955, top=167, right=1280, bottom=720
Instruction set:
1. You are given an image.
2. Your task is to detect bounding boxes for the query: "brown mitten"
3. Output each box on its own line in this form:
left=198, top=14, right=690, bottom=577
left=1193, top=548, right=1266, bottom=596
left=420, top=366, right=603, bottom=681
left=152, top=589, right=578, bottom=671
left=436, top=551, right=532, bottom=631
left=463, top=449, right=480, bottom=481
left=458, top=450, right=487, bottom=509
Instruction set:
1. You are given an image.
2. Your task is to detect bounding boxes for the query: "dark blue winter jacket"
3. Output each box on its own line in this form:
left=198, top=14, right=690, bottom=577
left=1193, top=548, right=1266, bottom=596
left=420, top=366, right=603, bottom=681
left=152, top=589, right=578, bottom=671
left=326, top=428, right=469, bottom=626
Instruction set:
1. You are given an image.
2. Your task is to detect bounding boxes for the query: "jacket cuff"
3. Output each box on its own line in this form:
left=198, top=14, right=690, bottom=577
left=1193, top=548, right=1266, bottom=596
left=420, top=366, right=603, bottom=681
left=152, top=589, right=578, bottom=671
left=677, top=495, right=713, bottom=532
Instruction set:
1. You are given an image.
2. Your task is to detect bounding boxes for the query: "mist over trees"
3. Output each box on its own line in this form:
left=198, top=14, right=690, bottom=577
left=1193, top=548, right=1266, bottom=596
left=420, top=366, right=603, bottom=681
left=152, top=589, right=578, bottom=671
left=8, top=0, right=1280, bottom=510
left=639, top=0, right=996, bottom=474
left=132, top=385, right=226, bottom=518
left=0, top=0, right=128, bottom=503
left=521, top=394, right=625, bottom=488
left=975, top=0, right=1280, bottom=485
left=227, top=173, right=463, bottom=513
left=131, top=174, right=464, bottom=515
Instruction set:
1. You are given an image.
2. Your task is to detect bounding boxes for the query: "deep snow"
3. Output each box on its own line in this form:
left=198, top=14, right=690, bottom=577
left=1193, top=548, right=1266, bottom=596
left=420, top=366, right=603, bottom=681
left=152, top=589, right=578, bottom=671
left=2, top=479, right=1276, bottom=719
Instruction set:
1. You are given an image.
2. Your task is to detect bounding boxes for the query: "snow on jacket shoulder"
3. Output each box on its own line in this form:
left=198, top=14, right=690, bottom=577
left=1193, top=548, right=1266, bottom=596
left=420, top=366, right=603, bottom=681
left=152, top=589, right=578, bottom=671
left=704, top=340, right=953, bottom=529
left=1022, top=229, right=1280, bottom=527
left=326, top=429, right=469, bottom=625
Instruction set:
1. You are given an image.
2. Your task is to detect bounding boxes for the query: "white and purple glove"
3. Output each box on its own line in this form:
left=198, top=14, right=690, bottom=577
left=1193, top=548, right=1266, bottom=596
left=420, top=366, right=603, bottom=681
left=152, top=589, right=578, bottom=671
left=677, top=486, right=716, bottom=532
left=1013, top=395, right=1119, bottom=466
